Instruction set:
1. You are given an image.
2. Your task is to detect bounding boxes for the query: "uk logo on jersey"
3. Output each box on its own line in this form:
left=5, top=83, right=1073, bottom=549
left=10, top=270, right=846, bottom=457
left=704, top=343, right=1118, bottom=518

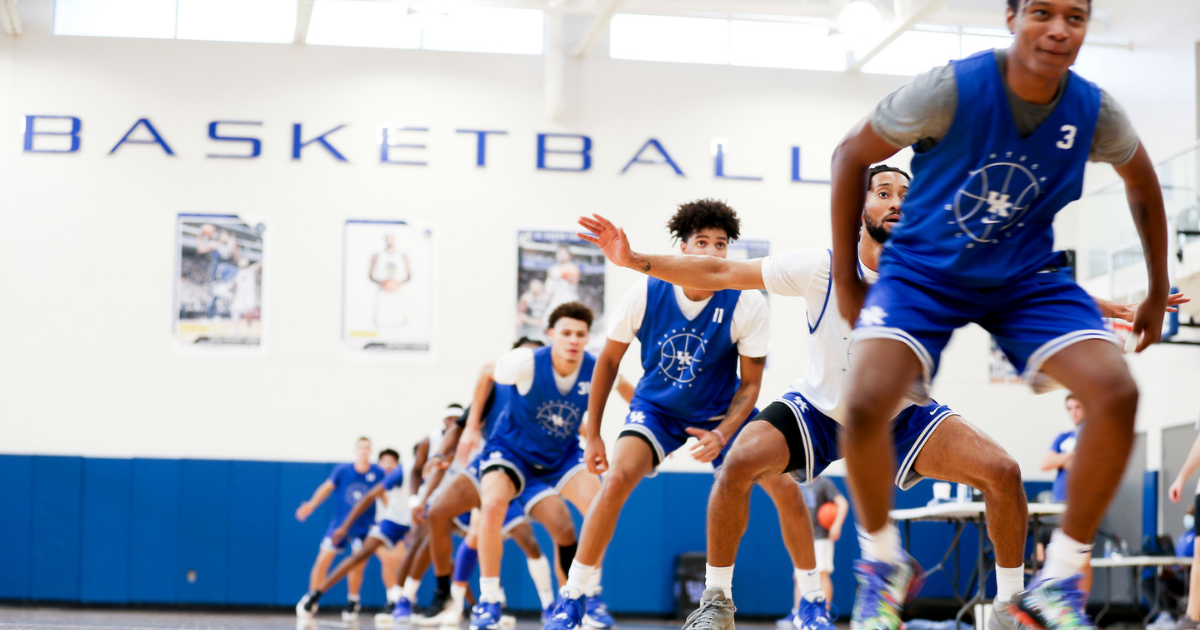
left=536, top=401, right=582, bottom=439
left=656, top=328, right=707, bottom=388
left=627, top=411, right=646, bottom=424
left=947, top=154, right=1044, bottom=247
left=858, top=306, right=888, bottom=327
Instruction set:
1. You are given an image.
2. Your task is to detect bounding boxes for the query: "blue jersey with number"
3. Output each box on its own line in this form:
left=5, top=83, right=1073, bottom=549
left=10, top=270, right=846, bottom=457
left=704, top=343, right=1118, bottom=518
left=324, top=462, right=384, bottom=537
left=882, top=50, right=1101, bottom=289
left=632, top=278, right=742, bottom=422
left=490, top=346, right=595, bottom=469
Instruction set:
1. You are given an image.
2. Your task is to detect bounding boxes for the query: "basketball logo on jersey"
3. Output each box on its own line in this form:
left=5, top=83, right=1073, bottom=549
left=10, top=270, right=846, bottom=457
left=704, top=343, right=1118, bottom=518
left=535, top=401, right=581, bottom=439
left=656, top=328, right=707, bottom=387
left=345, top=482, right=370, bottom=505
left=947, top=155, right=1045, bottom=247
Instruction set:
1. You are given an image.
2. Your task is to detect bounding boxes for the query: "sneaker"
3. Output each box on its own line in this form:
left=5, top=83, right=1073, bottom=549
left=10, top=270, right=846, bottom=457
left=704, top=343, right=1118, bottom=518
left=584, top=592, right=615, bottom=629
left=544, top=594, right=586, bottom=630
left=850, top=559, right=914, bottom=630
left=989, top=598, right=1031, bottom=630
left=681, top=589, right=737, bottom=630
left=777, top=612, right=796, bottom=629
left=500, top=615, right=517, bottom=629
left=1010, top=574, right=1091, bottom=630
left=543, top=599, right=559, bottom=625
left=393, top=597, right=414, bottom=623
left=416, top=590, right=456, bottom=626
left=796, top=597, right=835, bottom=630
left=376, top=610, right=396, bottom=626
left=296, top=592, right=319, bottom=619
left=470, top=601, right=503, bottom=630
left=343, top=600, right=363, bottom=621
left=1149, top=613, right=1177, bottom=630
left=439, top=596, right=465, bottom=628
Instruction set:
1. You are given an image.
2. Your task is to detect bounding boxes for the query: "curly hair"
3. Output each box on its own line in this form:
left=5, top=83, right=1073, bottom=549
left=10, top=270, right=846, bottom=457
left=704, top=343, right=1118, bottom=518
left=512, top=336, right=546, bottom=349
left=868, top=164, right=911, bottom=191
left=547, top=301, right=594, bottom=330
left=667, top=199, right=741, bottom=244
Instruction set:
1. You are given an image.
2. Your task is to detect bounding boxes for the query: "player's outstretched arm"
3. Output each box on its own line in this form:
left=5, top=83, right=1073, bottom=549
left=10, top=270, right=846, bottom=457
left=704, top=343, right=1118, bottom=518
left=456, top=364, right=495, bottom=467
left=332, top=483, right=386, bottom=542
left=1169, top=432, right=1200, bottom=503
left=411, top=437, right=431, bottom=494
left=1093, top=292, right=1189, bottom=322
left=296, top=480, right=336, bottom=522
left=830, top=119, right=901, bottom=325
left=585, top=339, right=631, bottom=474
left=578, top=214, right=766, bottom=291
left=1114, top=142, right=1171, bottom=351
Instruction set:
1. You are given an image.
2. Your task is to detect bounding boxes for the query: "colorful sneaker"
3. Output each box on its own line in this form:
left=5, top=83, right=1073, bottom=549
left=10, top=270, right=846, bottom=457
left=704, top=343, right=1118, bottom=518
left=584, top=592, right=615, bottom=629
left=777, top=612, right=797, bottom=629
left=543, top=599, right=559, bottom=625
left=796, top=596, right=836, bottom=630
left=470, top=601, right=503, bottom=630
left=681, top=588, right=737, bottom=630
left=296, top=591, right=319, bottom=619
left=393, top=597, right=414, bottom=623
left=1009, top=574, right=1091, bottom=630
left=850, top=551, right=924, bottom=630
left=544, top=594, right=586, bottom=630
left=989, top=598, right=1032, bottom=630
left=343, top=600, right=362, bottom=621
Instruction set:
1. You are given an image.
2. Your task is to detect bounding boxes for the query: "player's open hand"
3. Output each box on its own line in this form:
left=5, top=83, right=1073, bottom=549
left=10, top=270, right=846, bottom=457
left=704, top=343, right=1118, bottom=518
left=423, top=454, right=449, bottom=477
left=835, top=276, right=870, bottom=328
left=685, top=427, right=723, bottom=464
left=585, top=436, right=609, bottom=475
left=412, top=503, right=428, bottom=526
left=1115, top=292, right=1189, bottom=322
left=295, top=501, right=314, bottom=522
left=578, top=214, right=635, bottom=268
left=1131, top=288, right=1168, bottom=352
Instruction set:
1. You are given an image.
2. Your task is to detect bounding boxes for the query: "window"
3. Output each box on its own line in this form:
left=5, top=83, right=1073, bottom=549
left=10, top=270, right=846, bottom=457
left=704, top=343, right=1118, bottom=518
left=307, top=1, right=543, bottom=55
left=305, top=0, right=421, bottom=49
left=860, top=29, right=960, bottom=76
left=728, top=20, right=848, bottom=72
left=54, top=0, right=177, bottom=39
left=422, top=8, right=543, bottom=55
left=609, top=14, right=729, bottom=65
left=176, top=0, right=297, bottom=44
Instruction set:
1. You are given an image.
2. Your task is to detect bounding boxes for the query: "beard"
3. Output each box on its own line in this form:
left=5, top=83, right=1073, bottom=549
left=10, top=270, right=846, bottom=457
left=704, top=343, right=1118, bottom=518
left=864, top=215, right=891, bottom=244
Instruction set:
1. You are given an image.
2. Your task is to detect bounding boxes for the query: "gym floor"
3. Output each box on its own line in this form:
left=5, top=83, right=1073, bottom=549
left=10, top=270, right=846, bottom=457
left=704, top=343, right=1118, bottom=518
left=0, top=608, right=802, bottom=630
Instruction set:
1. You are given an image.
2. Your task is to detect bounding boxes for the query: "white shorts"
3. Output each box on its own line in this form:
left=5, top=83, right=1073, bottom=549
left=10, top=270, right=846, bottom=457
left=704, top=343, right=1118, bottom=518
left=814, top=539, right=834, bottom=574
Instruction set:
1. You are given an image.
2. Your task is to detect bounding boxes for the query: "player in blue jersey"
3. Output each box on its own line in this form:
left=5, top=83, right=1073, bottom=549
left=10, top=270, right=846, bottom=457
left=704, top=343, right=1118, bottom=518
left=295, top=437, right=387, bottom=620
left=297, top=448, right=409, bottom=620
left=461, top=302, right=608, bottom=630
left=829, top=2, right=1170, bottom=629
left=546, top=200, right=803, bottom=630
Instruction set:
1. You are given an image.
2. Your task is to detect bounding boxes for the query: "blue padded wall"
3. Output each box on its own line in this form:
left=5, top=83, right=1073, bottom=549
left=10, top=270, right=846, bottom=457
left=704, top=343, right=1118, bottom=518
left=0, top=453, right=1052, bottom=618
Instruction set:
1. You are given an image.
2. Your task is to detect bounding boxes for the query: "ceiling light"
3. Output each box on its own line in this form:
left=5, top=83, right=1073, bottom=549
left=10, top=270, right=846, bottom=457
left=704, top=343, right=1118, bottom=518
left=837, top=1, right=883, bottom=38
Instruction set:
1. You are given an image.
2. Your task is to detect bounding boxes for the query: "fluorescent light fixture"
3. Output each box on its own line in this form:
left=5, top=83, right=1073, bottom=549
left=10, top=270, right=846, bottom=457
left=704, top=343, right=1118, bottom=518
left=837, top=1, right=883, bottom=38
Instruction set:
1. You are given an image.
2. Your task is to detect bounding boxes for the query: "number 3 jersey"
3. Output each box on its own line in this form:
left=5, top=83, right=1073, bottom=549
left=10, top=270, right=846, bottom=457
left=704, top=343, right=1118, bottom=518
left=883, top=49, right=1102, bottom=289
left=489, top=345, right=595, bottom=470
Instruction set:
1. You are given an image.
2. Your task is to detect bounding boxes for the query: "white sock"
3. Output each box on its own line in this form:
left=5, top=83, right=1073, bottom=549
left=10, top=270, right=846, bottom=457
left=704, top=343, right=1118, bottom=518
left=995, top=564, right=1025, bottom=603
left=527, top=556, right=555, bottom=608
left=348, top=594, right=360, bottom=603
left=705, top=564, right=734, bottom=600
left=563, top=561, right=596, bottom=599
left=451, top=583, right=467, bottom=601
left=585, top=567, right=603, bottom=597
left=403, top=577, right=421, bottom=601
left=1043, top=530, right=1092, bottom=580
left=388, top=585, right=402, bottom=604
left=858, top=523, right=899, bottom=564
left=796, top=568, right=823, bottom=601
left=480, top=577, right=503, bottom=604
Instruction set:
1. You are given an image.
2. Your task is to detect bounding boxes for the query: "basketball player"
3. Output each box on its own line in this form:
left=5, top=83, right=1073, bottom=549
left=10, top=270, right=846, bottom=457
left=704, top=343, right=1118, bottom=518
left=829, top=2, right=1169, bottom=628
left=803, top=478, right=848, bottom=612
left=296, top=448, right=408, bottom=620
left=462, top=303, right=607, bottom=630
left=549, top=200, right=812, bottom=630
left=295, top=437, right=386, bottom=620
left=371, top=233, right=411, bottom=330
left=543, top=246, right=583, bottom=320
left=575, top=169, right=1175, bottom=630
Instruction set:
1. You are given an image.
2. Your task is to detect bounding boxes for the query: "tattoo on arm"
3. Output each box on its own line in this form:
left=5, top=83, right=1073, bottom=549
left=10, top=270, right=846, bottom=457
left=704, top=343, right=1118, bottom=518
left=635, top=258, right=651, bottom=272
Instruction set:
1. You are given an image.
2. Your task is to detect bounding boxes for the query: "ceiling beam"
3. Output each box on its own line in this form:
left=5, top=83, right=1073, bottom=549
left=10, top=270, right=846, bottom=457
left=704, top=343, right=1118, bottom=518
left=571, top=0, right=627, bottom=58
left=294, top=0, right=315, bottom=44
left=849, top=0, right=951, bottom=72
left=1, top=0, right=22, bottom=36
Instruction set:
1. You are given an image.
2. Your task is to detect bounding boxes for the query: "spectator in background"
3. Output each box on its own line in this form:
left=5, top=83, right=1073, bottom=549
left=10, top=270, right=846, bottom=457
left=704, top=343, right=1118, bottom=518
left=1167, top=429, right=1200, bottom=629
left=803, top=478, right=848, bottom=610
left=1037, top=394, right=1091, bottom=595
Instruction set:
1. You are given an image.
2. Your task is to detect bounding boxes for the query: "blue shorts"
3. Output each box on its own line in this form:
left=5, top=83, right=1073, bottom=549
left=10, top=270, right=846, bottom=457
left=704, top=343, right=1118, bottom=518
left=619, top=404, right=757, bottom=475
left=775, top=390, right=955, bottom=490
left=855, top=264, right=1116, bottom=399
left=467, top=441, right=587, bottom=514
left=367, top=519, right=411, bottom=549
left=320, top=533, right=366, bottom=554
left=452, top=503, right=527, bottom=536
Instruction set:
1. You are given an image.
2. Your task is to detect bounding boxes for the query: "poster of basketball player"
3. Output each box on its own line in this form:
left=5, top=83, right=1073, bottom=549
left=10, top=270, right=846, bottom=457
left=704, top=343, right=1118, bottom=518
left=342, top=220, right=436, bottom=359
left=173, top=213, right=267, bottom=353
left=517, top=230, right=606, bottom=347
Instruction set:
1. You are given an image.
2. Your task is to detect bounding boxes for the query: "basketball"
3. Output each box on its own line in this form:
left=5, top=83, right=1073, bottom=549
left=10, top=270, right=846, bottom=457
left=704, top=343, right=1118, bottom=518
left=817, top=502, right=838, bottom=530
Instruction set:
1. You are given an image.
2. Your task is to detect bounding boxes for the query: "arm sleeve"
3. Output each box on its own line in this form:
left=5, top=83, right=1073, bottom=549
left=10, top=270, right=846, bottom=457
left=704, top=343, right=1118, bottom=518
left=1089, top=90, right=1140, bottom=166
left=383, top=467, right=404, bottom=490
left=868, top=63, right=958, bottom=149
left=492, top=348, right=535, bottom=387
left=606, top=279, right=648, bottom=344
left=730, top=290, right=770, bottom=357
left=761, top=249, right=828, bottom=297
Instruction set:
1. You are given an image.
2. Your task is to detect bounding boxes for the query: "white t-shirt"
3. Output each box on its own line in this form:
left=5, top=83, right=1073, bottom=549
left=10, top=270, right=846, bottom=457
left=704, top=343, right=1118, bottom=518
left=760, top=248, right=878, bottom=424
left=380, top=458, right=414, bottom=526
left=606, top=277, right=770, bottom=357
left=493, top=347, right=583, bottom=396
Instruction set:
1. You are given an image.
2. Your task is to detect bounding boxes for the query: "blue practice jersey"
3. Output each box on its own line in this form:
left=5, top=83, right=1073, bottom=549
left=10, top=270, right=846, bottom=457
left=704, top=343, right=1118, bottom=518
left=883, top=50, right=1101, bottom=288
left=325, top=462, right=384, bottom=536
left=490, top=346, right=595, bottom=470
left=1049, top=428, right=1078, bottom=502
left=632, top=278, right=742, bottom=422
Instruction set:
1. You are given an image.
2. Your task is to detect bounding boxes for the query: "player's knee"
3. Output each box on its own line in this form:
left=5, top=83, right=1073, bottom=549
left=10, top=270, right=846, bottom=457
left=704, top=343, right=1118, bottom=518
left=603, top=467, right=640, bottom=499
left=844, top=391, right=893, bottom=433
left=1087, top=373, right=1139, bottom=425
left=978, top=454, right=1023, bottom=495
left=716, top=451, right=765, bottom=489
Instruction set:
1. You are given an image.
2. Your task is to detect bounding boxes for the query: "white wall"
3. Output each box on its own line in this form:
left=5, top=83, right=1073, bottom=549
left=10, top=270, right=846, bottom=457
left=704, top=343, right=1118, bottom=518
left=1, top=0, right=1197, bottom=481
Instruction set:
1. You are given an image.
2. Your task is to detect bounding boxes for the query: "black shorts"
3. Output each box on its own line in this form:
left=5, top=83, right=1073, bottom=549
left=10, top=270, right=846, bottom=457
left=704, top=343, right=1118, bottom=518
left=753, top=401, right=809, bottom=475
